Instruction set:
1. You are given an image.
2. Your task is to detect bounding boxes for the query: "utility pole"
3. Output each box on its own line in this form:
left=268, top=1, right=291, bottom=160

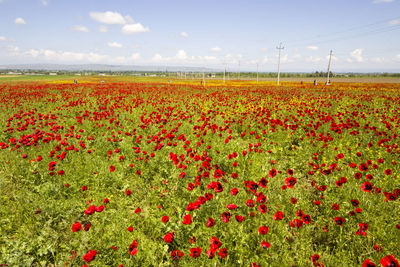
left=276, top=42, right=284, bottom=85
left=203, top=69, right=205, bottom=86
left=238, top=61, right=240, bottom=80
left=223, top=62, right=226, bottom=84
left=326, top=50, right=332, bottom=85
left=256, top=63, right=259, bottom=83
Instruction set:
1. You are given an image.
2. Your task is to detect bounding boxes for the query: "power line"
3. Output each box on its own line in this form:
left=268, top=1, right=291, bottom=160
left=288, top=24, right=400, bottom=47
left=285, top=16, right=400, bottom=46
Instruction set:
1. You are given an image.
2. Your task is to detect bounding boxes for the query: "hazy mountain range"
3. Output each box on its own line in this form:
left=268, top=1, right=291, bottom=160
left=0, top=64, right=218, bottom=72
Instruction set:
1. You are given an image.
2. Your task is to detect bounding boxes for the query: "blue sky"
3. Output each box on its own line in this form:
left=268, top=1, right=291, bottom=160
left=0, top=0, right=399, bottom=71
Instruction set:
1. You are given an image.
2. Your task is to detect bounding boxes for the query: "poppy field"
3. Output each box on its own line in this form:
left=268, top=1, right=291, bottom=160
left=0, top=79, right=399, bottom=266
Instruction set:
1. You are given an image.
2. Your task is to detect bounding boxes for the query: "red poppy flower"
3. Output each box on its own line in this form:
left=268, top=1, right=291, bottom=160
left=84, top=205, right=96, bottom=215
left=129, top=239, right=138, bottom=256
left=261, top=241, right=270, bottom=249
left=385, top=193, right=397, bottom=201
left=127, top=226, right=133, bottom=232
left=83, top=250, right=97, bottom=263
left=362, top=259, right=376, bottom=267
left=361, top=181, right=374, bottom=192
left=182, top=214, right=192, bottom=224
left=72, top=222, right=82, bottom=232
left=109, top=165, right=115, bottom=172
left=285, top=177, right=297, bottom=188
left=311, top=254, right=320, bottom=263
left=359, top=163, right=368, bottom=172
left=259, top=177, right=268, bottom=188
left=258, top=226, right=269, bottom=235
left=171, top=250, right=184, bottom=260
left=355, top=223, right=368, bottom=236
left=207, top=217, right=215, bottom=227
left=258, top=204, right=267, bottom=213
left=161, top=216, right=169, bottom=223
left=230, top=188, right=239, bottom=195
left=380, top=255, right=399, bottom=267
left=95, top=205, right=105, bottom=212
left=301, top=214, right=311, bottom=224
left=384, top=169, right=392, bottom=175
left=84, top=222, right=91, bottom=231
left=290, top=219, right=303, bottom=228
left=257, top=194, right=267, bottom=203
left=227, top=204, right=237, bottom=210
left=246, top=199, right=255, bottom=208
left=273, top=211, right=284, bottom=220
left=218, top=248, right=228, bottom=259
left=235, top=215, right=245, bottom=222
left=189, top=247, right=202, bottom=258
left=207, top=249, right=215, bottom=259
left=222, top=212, right=231, bottom=223
left=209, top=236, right=222, bottom=252
left=332, top=204, right=340, bottom=210
left=351, top=199, right=359, bottom=207
left=268, top=169, right=277, bottom=178
left=334, top=217, right=345, bottom=226
left=164, top=232, right=174, bottom=243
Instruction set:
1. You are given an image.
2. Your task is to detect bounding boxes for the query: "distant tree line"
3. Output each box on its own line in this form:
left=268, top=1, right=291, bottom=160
left=1, top=69, right=400, bottom=78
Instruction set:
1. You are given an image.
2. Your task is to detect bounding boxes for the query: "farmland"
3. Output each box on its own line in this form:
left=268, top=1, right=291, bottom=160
left=0, top=78, right=399, bottom=266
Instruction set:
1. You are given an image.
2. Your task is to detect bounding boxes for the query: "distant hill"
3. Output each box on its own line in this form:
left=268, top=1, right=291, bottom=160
left=0, top=64, right=218, bottom=72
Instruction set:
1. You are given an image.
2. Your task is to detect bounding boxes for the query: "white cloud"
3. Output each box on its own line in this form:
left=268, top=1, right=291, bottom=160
left=307, top=45, right=319, bottom=51
left=41, top=0, right=48, bottom=6
left=152, top=53, right=163, bottom=62
left=211, top=46, right=222, bottom=52
left=22, top=48, right=108, bottom=63
left=90, top=11, right=127, bottom=25
left=71, top=25, right=89, bottom=32
left=107, top=42, right=122, bottom=48
left=129, top=53, right=140, bottom=61
left=98, top=26, right=108, bottom=32
left=124, top=15, right=134, bottom=24
left=371, top=57, right=385, bottom=63
left=0, top=36, right=6, bottom=41
left=7, top=45, right=20, bottom=54
left=388, top=19, right=399, bottom=25
left=14, top=18, right=26, bottom=25
left=114, top=53, right=141, bottom=64
left=151, top=50, right=193, bottom=63
left=261, top=56, right=269, bottom=63
left=305, top=56, right=322, bottom=63
left=121, top=23, right=149, bottom=34
left=180, top=32, right=189, bottom=38
left=223, top=53, right=244, bottom=64
left=349, top=48, right=363, bottom=62
left=176, top=50, right=187, bottom=60
left=372, top=0, right=393, bottom=3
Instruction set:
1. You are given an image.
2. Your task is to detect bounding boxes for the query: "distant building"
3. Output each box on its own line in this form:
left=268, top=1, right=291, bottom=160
left=49, top=73, right=57, bottom=76
left=7, top=72, right=22, bottom=75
